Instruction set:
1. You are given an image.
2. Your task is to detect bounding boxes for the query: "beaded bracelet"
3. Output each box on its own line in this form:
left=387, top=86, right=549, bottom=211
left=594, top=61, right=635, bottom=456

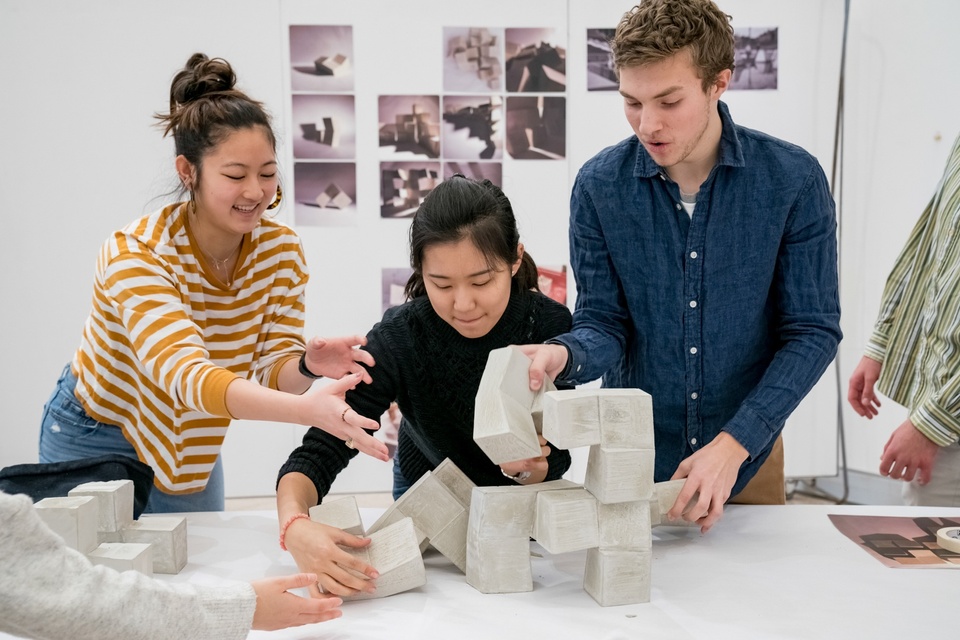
left=279, top=513, right=310, bottom=551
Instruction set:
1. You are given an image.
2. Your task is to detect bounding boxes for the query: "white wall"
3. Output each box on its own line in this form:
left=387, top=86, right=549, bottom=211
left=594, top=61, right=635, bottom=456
left=2, top=0, right=955, bottom=502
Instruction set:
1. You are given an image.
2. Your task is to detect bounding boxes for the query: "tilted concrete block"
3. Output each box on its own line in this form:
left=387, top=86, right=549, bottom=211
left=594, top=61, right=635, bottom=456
left=342, top=517, right=426, bottom=601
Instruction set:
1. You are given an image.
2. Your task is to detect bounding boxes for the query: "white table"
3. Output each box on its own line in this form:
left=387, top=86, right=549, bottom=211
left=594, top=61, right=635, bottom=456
left=152, top=504, right=955, bottom=639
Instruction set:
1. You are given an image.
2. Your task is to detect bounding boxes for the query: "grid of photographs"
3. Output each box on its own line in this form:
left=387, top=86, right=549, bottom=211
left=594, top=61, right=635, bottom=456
left=289, top=25, right=358, bottom=226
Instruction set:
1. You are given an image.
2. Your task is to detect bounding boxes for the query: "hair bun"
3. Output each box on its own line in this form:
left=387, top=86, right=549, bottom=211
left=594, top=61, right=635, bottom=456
left=173, top=53, right=237, bottom=105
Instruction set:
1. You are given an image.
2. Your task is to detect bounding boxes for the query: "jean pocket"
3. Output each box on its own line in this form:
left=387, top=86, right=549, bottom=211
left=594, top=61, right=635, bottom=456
left=43, top=387, right=103, bottom=441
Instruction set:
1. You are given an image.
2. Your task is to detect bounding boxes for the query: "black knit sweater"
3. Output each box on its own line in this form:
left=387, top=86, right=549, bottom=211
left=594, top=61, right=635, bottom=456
left=278, top=284, right=573, bottom=499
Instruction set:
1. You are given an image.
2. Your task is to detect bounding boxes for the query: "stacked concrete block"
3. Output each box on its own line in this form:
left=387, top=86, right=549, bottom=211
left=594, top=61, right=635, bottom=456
left=121, top=516, right=188, bottom=574
left=341, top=518, right=426, bottom=601
left=534, top=488, right=599, bottom=554
left=35, top=480, right=188, bottom=576
left=468, top=349, right=659, bottom=606
left=69, top=479, right=135, bottom=543
left=34, top=495, right=99, bottom=554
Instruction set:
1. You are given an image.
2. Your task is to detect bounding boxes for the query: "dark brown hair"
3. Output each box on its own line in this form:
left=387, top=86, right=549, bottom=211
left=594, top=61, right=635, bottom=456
left=404, top=176, right=539, bottom=299
left=155, top=53, right=276, bottom=188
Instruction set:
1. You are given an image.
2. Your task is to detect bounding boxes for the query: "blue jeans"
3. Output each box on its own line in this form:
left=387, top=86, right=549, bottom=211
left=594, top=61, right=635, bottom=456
left=392, top=445, right=412, bottom=500
left=39, top=364, right=225, bottom=512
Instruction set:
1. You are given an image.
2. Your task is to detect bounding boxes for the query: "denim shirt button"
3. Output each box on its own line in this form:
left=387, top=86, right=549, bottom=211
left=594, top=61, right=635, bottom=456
left=690, top=437, right=698, bottom=445
left=690, top=251, right=698, bottom=259
left=675, top=203, right=682, bottom=211
left=689, top=300, right=697, bottom=308
left=691, top=392, right=698, bottom=399
left=689, top=347, right=698, bottom=354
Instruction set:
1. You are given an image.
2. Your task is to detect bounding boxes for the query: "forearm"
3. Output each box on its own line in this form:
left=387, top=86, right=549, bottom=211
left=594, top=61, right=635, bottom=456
left=224, top=377, right=310, bottom=423
left=277, top=472, right=320, bottom=523
left=274, top=354, right=313, bottom=395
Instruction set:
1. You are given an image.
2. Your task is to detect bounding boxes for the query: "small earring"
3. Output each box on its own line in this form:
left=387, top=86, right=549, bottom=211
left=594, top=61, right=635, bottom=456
left=266, top=185, right=283, bottom=210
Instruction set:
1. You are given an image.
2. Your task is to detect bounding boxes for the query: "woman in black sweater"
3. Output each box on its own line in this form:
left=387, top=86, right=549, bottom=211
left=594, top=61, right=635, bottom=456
left=276, top=176, right=572, bottom=597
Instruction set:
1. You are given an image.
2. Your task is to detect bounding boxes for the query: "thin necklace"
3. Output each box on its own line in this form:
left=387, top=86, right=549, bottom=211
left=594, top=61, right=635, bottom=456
left=189, top=204, right=240, bottom=283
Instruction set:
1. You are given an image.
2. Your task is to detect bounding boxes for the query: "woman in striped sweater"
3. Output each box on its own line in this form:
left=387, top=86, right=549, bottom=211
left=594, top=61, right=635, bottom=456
left=38, top=53, right=388, bottom=513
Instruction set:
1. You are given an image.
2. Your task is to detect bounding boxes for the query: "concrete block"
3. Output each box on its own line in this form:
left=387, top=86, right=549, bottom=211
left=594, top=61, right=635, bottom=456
left=598, top=500, right=652, bottom=551
left=584, top=446, right=655, bottom=504
left=534, top=488, right=599, bottom=554
left=69, top=479, right=135, bottom=535
left=121, top=516, right=187, bottom=574
left=651, top=479, right=700, bottom=528
left=583, top=548, right=651, bottom=606
left=87, top=542, right=153, bottom=575
left=34, top=496, right=98, bottom=553
left=542, top=389, right=600, bottom=449
left=466, top=534, right=532, bottom=594
left=596, top=389, right=655, bottom=450
left=433, top=458, right=476, bottom=507
left=473, top=346, right=542, bottom=464
left=469, top=485, right=538, bottom=539
left=310, top=496, right=364, bottom=536
left=342, top=517, right=425, bottom=601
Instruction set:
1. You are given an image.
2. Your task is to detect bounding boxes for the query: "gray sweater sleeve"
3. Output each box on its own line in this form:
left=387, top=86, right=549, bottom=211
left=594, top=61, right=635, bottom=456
left=0, top=491, right=256, bottom=640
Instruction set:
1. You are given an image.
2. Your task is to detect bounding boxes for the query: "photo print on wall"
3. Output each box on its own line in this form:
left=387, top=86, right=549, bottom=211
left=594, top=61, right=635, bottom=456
left=586, top=28, right=617, bottom=91
left=380, top=161, right=442, bottom=219
left=289, top=25, right=355, bottom=92
left=730, top=27, right=778, bottom=91
left=291, top=94, right=357, bottom=160
left=293, top=161, right=357, bottom=226
left=504, top=28, right=566, bottom=92
left=379, top=95, right=442, bottom=160
left=443, top=27, right=505, bottom=93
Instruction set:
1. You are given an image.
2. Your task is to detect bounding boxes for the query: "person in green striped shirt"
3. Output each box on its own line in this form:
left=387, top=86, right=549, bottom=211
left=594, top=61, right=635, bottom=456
left=848, top=130, right=960, bottom=506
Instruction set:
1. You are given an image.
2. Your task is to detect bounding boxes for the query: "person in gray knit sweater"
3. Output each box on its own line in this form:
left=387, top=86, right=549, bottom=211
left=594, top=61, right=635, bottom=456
left=0, top=490, right=342, bottom=640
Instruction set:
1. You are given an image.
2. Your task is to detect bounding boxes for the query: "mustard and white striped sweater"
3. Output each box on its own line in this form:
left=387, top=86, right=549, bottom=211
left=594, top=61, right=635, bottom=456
left=71, top=202, right=308, bottom=494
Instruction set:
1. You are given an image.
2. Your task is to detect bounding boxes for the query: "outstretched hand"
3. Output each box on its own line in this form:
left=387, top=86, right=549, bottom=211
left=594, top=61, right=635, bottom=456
left=250, top=572, right=343, bottom=631
left=305, top=373, right=389, bottom=461
left=304, top=335, right=376, bottom=384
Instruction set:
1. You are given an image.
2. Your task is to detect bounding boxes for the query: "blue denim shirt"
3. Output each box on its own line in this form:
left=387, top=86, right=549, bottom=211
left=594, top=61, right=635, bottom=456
left=554, top=102, right=841, bottom=495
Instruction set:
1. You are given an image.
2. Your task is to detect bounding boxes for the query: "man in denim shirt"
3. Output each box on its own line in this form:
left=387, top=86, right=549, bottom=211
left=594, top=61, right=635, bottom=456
left=522, top=0, right=841, bottom=531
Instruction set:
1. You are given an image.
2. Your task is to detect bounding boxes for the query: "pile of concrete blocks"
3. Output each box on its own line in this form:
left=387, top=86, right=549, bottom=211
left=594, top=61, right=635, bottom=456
left=309, top=494, right=427, bottom=600
left=468, top=346, right=686, bottom=606
left=33, top=479, right=187, bottom=575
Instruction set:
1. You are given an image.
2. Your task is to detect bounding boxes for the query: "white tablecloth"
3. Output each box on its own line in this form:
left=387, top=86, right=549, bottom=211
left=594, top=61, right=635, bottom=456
left=151, top=504, right=956, bottom=639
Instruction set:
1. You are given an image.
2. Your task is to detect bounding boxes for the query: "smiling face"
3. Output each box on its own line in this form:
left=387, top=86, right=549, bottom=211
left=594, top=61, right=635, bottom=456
left=178, top=125, right=278, bottom=247
left=619, top=49, right=729, bottom=173
left=421, top=237, right=521, bottom=339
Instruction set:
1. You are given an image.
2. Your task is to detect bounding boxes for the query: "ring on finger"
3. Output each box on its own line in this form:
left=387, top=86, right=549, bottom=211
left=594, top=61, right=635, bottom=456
left=345, top=438, right=355, bottom=449
left=341, top=407, right=350, bottom=422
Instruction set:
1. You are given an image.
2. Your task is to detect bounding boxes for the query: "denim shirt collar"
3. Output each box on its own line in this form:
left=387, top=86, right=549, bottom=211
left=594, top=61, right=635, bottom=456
left=633, top=100, right=745, bottom=178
